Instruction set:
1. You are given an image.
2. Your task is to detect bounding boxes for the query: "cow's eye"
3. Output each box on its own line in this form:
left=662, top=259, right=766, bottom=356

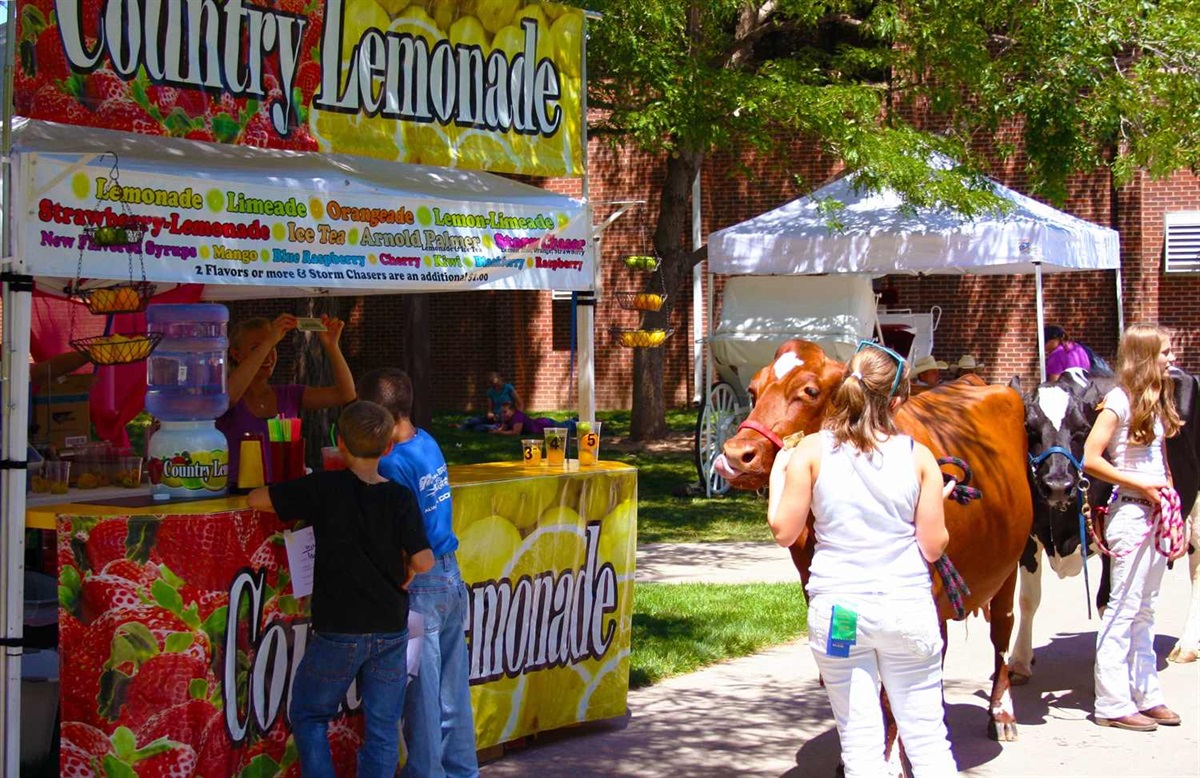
left=804, top=386, right=820, bottom=399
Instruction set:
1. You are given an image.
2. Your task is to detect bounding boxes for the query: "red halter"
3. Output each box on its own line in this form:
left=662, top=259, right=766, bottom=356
left=737, top=419, right=786, bottom=450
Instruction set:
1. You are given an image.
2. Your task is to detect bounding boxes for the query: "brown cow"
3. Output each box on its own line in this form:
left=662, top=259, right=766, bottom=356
left=715, top=339, right=1033, bottom=743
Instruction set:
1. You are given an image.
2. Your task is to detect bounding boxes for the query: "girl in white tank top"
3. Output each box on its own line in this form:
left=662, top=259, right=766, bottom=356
left=767, top=342, right=955, bottom=778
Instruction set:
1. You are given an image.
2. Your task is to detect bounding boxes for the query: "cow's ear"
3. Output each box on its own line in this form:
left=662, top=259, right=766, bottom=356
left=1009, top=376, right=1023, bottom=393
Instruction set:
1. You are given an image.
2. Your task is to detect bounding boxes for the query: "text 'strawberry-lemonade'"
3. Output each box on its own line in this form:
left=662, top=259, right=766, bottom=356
left=577, top=421, right=601, bottom=465
left=543, top=427, right=567, bottom=468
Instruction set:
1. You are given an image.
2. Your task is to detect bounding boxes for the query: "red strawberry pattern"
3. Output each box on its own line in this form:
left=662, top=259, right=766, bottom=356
left=60, top=510, right=370, bottom=775
left=86, top=518, right=130, bottom=572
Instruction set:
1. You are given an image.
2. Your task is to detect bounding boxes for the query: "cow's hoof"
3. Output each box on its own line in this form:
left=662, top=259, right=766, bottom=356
left=988, top=718, right=1019, bottom=742
left=1168, top=646, right=1198, bottom=664
left=1010, top=670, right=1031, bottom=686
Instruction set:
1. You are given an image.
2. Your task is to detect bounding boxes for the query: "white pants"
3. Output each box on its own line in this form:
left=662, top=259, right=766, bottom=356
left=808, top=591, right=957, bottom=778
left=1095, top=501, right=1168, bottom=719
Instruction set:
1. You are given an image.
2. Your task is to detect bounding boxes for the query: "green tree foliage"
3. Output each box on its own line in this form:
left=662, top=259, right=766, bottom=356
left=584, top=0, right=1200, bottom=439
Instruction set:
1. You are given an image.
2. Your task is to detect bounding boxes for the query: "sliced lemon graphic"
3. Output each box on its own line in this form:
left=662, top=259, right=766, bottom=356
left=457, top=128, right=521, bottom=174
left=458, top=514, right=522, bottom=582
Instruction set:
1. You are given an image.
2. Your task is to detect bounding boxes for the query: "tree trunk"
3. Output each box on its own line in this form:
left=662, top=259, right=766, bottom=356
left=400, top=294, right=434, bottom=430
left=630, top=148, right=704, bottom=440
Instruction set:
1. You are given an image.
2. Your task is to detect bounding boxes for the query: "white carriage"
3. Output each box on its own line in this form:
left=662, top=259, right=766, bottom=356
left=696, top=275, right=935, bottom=495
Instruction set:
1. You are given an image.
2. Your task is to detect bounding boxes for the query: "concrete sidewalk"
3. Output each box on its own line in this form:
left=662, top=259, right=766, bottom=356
left=482, top=547, right=1199, bottom=777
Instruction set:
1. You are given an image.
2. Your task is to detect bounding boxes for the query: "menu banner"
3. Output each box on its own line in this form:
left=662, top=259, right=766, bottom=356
left=13, top=0, right=585, bottom=177
left=25, top=154, right=595, bottom=291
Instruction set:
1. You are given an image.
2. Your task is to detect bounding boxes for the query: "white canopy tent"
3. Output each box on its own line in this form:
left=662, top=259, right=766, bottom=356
left=707, top=166, right=1123, bottom=377
left=0, top=119, right=598, bottom=772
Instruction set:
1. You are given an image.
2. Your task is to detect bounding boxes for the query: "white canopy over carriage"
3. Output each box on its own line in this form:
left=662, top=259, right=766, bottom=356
left=696, top=166, right=1122, bottom=495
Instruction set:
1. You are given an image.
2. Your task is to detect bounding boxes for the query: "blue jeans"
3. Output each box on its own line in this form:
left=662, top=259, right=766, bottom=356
left=402, top=553, right=479, bottom=778
left=291, top=629, right=408, bottom=778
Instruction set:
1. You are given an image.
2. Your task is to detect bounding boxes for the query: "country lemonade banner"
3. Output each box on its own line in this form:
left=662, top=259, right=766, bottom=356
left=13, top=0, right=585, bottom=177
left=25, top=154, right=595, bottom=291
left=57, top=465, right=636, bottom=775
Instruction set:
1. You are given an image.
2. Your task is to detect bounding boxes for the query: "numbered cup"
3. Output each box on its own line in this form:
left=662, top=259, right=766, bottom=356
left=544, top=427, right=568, bottom=468
left=521, top=439, right=542, bottom=468
left=577, top=421, right=602, bottom=466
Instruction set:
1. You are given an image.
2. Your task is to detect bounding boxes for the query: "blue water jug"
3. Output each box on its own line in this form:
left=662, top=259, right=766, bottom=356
left=145, top=304, right=229, bottom=421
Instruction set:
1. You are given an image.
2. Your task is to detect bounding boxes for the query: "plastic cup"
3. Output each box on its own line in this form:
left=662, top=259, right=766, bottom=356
left=42, top=461, right=70, bottom=495
left=322, top=446, right=347, bottom=472
left=544, top=428, right=568, bottom=468
left=521, top=439, right=542, bottom=468
left=115, top=456, right=142, bottom=488
left=576, top=421, right=602, bottom=466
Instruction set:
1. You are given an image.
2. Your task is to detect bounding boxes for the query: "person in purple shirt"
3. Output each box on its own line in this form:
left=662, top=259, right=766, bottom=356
left=216, top=313, right=356, bottom=482
left=490, top=402, right=563, bottom=436
left=1044, top=325, right=1093, bottom=381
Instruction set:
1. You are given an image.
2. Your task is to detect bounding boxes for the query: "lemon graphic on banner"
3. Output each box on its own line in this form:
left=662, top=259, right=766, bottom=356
left=583, top=651, right=631, bottom=720
left=457, top=130, right=521, bottom=174
left=458, top=515, right=522, bottom=582
left=550, top=11, right=582, bottom=77
left=476, top=0, right=520, bottom=33
left=344, top=0, right=390, bottom=54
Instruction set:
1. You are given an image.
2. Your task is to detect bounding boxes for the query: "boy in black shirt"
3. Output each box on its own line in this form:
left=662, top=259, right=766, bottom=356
left=249, top=400, right=432, bottom=778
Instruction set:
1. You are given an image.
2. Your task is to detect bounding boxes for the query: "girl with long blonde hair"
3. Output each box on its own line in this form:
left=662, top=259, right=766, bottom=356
left=768, top=342, right=955, bottom=777
left=1083, top=323, right=1184, bottom=732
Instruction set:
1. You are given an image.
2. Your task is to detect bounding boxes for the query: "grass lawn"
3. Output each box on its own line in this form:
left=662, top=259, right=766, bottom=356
left=433, top=409, right=772, bottom=544
left=630, top=582, right=808, bottom=688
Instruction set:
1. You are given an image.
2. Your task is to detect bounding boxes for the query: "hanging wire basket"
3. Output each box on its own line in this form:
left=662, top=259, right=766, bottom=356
left=611, top=326, right=674, bottom=348
left=613, top=290, right=668, bottom=312
left=82, top=221, right=148, bottom=248
left=68, top=280, right=157, bottom=315
left=69, top=332, right=163, bottom=366
left=622, top=255, right=660, bottom=272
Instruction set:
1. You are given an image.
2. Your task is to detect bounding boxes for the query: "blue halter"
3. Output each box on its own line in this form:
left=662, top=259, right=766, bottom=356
left=1029, top=446, right=1093, bottom=619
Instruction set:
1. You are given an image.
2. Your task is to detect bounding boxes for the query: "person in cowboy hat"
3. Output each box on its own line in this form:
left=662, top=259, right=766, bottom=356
left=954, top=354, right=984, bottom=376
left=912, top=355, right=943, bottom=387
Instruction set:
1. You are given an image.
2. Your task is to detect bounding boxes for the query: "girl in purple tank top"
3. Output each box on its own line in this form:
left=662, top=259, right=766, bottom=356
left=217, top=314, right=356, bottom=482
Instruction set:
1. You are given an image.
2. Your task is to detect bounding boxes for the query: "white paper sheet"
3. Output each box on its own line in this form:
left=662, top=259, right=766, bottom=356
left=407, top=610, right=425, bottom=679
left=283, top=527, right=316, bottom=598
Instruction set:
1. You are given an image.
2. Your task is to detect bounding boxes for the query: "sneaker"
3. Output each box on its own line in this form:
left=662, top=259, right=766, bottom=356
left=1096, top=713, right=1158, bottom=731
left=1139, top=705, right=1181, bottom=726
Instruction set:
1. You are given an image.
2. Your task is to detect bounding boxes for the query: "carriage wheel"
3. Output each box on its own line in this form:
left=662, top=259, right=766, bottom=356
left=694, top=382, right=746, bottom=497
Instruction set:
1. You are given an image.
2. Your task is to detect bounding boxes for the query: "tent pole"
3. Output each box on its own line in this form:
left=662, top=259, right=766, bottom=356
left=704, top=270, right=714, bottom=497
left=691, top=168, right=703, bottom=405
left=1035, top=261, right=1047, bottom=383
left=1114, top=265, right=1125, bottom=335
left=576, top=17, right=595, bottom=423
left=0, top=12, right=27, bottom=775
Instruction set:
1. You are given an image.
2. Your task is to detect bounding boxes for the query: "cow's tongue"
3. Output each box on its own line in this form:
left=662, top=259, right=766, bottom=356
left=712, top=453, right=738, bottom=480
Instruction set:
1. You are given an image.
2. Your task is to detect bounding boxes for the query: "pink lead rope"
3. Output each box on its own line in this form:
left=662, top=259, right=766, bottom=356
left=1089, top=486, right=1185, bottom=560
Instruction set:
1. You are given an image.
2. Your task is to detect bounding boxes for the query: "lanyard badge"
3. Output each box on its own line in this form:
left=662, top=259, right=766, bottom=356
left=827, top=605, right=858, bottom=657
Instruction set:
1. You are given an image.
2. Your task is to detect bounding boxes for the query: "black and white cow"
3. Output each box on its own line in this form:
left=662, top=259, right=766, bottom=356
left=1012, top=367, right=1200, bottom=683
left=1011, top=370, right=1113, bottom=683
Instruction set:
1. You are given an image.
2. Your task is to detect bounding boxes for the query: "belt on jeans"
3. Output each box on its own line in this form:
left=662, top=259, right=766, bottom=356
left=1116, top=494, right=1153, bottom=507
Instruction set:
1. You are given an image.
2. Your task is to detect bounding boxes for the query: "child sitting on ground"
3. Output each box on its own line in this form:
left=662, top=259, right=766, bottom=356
left=248, top=400, right=433, bottom=777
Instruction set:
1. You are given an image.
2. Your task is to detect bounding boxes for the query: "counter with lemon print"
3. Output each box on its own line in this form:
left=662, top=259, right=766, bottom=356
left=447, top=461, right=637, bottom=750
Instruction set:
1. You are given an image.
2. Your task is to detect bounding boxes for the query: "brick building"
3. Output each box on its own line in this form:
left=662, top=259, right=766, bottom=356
left=229, top=136, right=1200, bottom=414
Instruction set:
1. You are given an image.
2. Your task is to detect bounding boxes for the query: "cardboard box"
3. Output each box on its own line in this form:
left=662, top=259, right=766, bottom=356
left=30, top=373, right=94, bottom=450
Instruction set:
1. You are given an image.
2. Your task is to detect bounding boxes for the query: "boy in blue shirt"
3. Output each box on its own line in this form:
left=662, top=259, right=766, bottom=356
left=358, top=369, right=479, bottom=778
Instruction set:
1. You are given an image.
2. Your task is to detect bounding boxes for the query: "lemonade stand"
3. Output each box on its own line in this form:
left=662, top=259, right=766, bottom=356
left=0, top=1, right=635, bottom=774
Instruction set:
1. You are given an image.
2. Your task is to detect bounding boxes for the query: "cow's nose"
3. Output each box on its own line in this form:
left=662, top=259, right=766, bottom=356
left=1045, top=474, right=1075, bottom=501
left=724, top=437, right=762, bottom=471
